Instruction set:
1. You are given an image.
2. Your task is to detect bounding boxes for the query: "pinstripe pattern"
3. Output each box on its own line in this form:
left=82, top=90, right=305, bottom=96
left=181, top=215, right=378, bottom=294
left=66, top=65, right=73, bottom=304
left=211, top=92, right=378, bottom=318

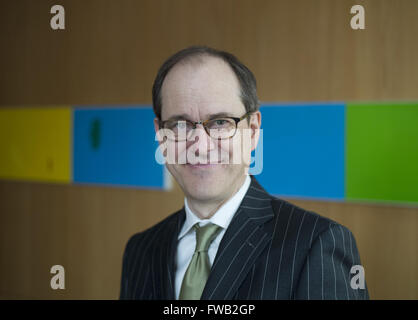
left=120, top=175, right=369, bottom=300
left=275, top=207, right=294, bottom=299
left=320, top=236, right=324, bottom=299
left=329, top=225, right=337, bottom=299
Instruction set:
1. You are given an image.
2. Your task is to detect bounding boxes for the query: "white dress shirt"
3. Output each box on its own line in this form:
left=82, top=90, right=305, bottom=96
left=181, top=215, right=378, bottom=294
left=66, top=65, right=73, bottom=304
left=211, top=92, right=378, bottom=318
left=175, top=175, right=251, bottom=299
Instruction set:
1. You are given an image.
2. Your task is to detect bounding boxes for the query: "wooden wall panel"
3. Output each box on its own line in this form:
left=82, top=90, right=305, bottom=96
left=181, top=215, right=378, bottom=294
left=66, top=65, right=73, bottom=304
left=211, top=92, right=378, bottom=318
left=0, top=0, right=417, bottom=299
left=288, top=199, right=418, bottom=299
left=0, top=180, right=184, bottom=299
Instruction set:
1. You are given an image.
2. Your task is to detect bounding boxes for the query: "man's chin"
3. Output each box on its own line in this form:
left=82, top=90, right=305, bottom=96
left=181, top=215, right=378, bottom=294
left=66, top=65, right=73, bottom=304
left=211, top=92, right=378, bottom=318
left=184, top=186, right=221, bottom=202
left=180, top=173, right=223, bottom=200
left=177, top=163, right=226, bottom=181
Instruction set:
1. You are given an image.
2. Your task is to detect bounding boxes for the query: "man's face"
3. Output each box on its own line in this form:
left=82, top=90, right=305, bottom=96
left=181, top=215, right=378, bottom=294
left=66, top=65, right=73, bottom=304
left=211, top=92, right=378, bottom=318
left=154, top=56, right=260, bottom=203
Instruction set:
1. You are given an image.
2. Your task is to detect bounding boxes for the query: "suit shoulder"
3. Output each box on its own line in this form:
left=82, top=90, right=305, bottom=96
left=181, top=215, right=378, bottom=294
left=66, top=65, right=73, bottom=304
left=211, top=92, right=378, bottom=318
left=270, top=197, right=353, bottom=244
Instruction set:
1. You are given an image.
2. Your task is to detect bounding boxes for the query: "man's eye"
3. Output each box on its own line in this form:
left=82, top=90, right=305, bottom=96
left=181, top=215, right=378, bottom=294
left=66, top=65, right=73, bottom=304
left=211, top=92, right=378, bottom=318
left=210, top=119, right=232, bottom=128
left=165, top=121, right=186, bottom=130
left=176, top=121, right=187, bottom=129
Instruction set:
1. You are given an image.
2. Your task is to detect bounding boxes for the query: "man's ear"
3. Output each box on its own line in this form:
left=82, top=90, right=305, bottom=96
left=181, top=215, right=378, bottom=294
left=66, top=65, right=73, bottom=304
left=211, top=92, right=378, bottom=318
left=250, top=111, right=261, bottom=152
left=154, top=117, right=163, bottom=145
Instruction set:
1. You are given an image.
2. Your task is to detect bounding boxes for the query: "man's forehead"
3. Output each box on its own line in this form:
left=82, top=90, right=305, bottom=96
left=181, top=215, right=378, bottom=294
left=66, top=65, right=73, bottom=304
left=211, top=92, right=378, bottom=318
left=160, top=55, right=244, bottom=120
left=163, top=55, right=239, bottom=89
left=170, top=54, right=231, bottom=74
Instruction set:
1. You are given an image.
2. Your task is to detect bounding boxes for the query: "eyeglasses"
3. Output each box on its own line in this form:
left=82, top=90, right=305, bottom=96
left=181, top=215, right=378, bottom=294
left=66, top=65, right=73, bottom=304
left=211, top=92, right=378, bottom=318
left=159, top=112, right=252, bottom=141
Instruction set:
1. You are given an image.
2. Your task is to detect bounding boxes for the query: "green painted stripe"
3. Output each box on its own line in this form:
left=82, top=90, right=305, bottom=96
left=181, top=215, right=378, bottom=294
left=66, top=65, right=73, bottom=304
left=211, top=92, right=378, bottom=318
left=346, top=103, right=418, bottom=204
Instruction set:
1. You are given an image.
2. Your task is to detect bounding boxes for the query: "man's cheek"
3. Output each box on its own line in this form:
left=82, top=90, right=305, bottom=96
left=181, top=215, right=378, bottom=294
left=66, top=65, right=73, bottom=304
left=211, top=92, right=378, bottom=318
left=242, top=128, right=253, bottom=166
left=164, top=141, right=187, bottom=165
left=177, top=142, right=188, bottom=164
left=228, top=128, right=252, bottom=166
left=216, top=139, right=232, bottom=164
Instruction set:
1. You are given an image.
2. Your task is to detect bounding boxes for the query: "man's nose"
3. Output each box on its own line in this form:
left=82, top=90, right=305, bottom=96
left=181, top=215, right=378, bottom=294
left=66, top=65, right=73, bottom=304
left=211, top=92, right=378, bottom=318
left=189, top=124, right=215, bottom=152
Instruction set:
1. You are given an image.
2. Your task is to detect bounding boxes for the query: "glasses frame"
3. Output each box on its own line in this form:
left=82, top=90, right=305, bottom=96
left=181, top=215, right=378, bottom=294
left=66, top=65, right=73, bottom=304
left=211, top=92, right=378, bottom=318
left=159, top=111, right=253, bottom=141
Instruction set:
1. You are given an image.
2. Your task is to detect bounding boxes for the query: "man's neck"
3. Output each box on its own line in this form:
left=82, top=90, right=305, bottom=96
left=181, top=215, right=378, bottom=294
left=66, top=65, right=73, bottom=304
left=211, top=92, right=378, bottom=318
left=186, top=174, right=248, bottom=220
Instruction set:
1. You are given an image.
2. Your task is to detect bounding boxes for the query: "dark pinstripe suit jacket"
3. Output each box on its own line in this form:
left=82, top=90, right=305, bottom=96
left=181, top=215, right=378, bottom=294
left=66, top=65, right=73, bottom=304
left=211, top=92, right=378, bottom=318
left=120, top=175, right=369, bottom=300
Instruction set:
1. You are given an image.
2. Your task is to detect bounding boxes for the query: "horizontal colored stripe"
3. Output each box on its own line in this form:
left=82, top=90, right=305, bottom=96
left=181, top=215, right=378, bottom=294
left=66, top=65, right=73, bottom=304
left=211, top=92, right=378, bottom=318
left=0, top=103, right=416, bottom=205
left=346, top=103, right=418, bottom=204
left=73, top=106, right=164, bottom=189
left=0, top=107, right=71, bottom=183
left=256, top=104, right=345, bottom=200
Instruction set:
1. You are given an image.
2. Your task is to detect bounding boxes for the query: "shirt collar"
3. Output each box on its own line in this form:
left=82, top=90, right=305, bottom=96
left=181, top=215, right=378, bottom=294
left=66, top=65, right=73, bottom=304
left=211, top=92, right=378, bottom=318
left=178, top=175, right=251, bottom=240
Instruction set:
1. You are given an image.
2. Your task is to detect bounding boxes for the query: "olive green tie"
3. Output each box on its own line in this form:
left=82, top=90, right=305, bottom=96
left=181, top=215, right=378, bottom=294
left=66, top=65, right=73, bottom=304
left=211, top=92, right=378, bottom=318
left=179, top=223, right=222, bottom=300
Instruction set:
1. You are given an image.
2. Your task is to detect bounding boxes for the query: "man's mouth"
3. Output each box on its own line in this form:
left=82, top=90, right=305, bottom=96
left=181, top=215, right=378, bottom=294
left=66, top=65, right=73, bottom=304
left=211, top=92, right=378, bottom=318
left=184, top=160, right=227, bottom=169
left=185, top=163, right=218, bottom=168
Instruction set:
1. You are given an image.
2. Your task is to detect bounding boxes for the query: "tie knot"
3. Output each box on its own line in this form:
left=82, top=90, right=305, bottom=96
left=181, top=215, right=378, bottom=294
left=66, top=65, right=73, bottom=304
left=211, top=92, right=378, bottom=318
left=193, top=223, right=222, bottom=253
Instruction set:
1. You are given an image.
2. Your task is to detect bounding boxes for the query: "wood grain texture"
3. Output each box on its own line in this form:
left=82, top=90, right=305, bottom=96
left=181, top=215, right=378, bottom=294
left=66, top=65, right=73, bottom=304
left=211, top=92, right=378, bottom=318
left=0, top=0, right=417, bottom=299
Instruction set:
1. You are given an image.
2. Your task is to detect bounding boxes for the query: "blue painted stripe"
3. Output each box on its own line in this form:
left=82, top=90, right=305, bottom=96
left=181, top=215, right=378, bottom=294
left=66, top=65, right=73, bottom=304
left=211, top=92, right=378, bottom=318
left=73, top=106, right=164, bottom=189
left=255, top=104, right=345, bottom=200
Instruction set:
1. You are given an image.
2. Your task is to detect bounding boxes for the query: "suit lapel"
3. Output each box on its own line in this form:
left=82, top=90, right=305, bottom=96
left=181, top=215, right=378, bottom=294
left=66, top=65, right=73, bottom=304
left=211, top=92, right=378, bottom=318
left=153, top=208, right=185, bottom=299
left=201, top=176, right=275, bottom=300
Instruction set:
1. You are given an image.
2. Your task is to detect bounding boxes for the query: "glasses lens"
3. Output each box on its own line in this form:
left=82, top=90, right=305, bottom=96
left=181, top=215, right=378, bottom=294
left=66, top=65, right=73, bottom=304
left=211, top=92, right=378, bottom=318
left=206, top=118, right=236, bottom=139
left=163, top=120, right=192, bottom=141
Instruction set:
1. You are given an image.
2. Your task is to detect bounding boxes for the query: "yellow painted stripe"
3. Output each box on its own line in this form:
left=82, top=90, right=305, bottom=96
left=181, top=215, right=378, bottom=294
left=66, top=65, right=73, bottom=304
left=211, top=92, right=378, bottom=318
left=0, top=107, right=71, bottom=183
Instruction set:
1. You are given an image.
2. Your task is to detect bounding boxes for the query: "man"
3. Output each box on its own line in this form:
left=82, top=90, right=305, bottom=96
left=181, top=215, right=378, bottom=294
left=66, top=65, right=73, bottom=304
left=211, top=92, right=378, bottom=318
left=119, top=46, right=369, bottom=300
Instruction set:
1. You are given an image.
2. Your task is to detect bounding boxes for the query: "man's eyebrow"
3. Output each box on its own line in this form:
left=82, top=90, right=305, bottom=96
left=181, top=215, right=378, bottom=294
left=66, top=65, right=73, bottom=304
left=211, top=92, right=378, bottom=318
left=206, top=112, right=235, bottom=119
left=165, top=112, right=236, bottom=122
left=164, top=114, right=191, bottom=121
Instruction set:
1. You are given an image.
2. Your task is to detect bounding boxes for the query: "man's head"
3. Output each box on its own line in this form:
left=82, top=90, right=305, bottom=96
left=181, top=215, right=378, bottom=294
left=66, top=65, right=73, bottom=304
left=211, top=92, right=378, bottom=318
left=153, top=46, right=261, bottom=207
